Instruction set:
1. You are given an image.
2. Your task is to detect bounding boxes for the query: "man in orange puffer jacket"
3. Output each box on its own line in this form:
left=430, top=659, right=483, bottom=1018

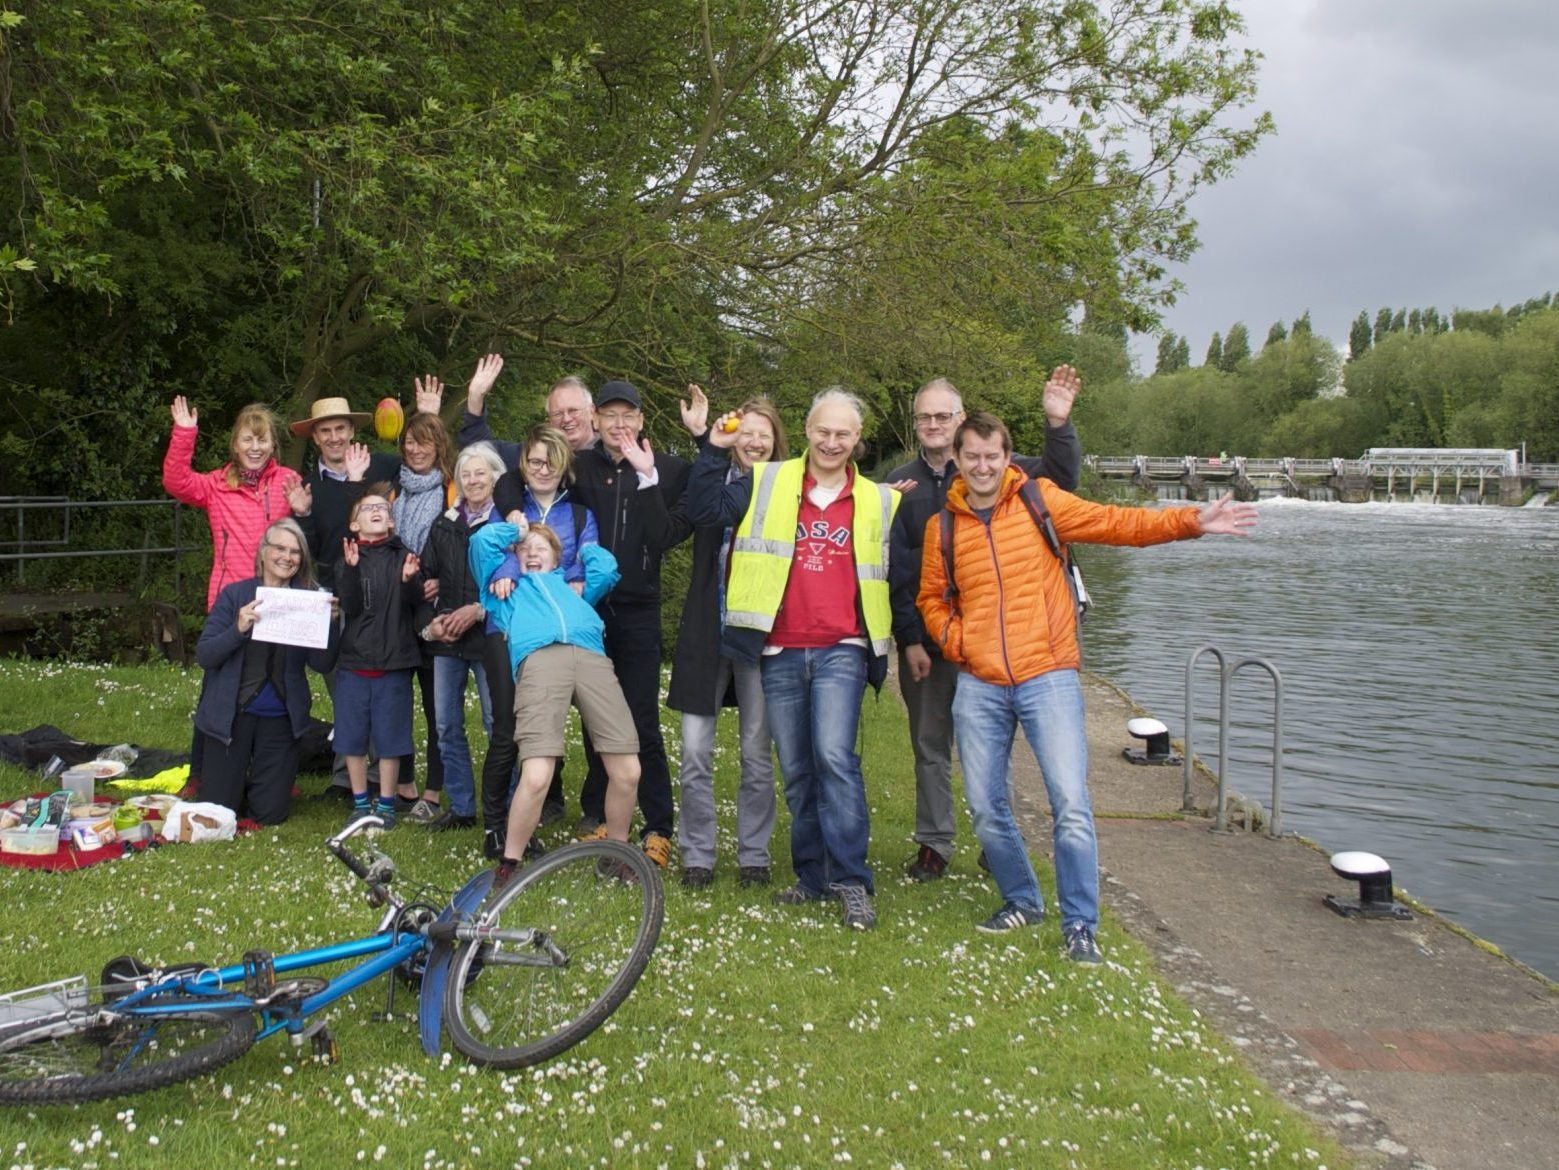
left=917, top=410, right=1257, bottom=965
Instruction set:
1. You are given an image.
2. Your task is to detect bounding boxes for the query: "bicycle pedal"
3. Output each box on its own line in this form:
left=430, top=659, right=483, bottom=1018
left=297, top=1018, right=339, bottom=1064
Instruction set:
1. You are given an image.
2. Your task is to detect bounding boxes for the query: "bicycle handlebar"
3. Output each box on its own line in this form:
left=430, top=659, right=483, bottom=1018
left=325, top=816, right=383, bottom=881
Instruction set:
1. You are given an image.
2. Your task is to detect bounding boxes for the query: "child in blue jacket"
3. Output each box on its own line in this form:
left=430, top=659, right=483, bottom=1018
left=475, top=522, right=641, bottom=888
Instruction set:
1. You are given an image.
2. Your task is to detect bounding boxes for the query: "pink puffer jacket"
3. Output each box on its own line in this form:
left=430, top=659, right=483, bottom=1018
left=162, top=424, right=303, bottom=610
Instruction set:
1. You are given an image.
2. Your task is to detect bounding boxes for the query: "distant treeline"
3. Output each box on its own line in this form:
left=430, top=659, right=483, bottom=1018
left=1073, top=294, right=1559, bottom=460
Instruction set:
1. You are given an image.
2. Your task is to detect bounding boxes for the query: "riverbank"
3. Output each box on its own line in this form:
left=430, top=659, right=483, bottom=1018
left=1054, top=674, right=1559, bottom=1170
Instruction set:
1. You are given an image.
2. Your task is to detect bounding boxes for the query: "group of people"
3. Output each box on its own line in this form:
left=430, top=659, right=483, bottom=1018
left=165, top=359, right=1256, bottom=962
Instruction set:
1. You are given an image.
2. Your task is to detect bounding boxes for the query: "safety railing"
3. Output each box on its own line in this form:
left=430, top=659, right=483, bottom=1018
left=0, top=497, right=195, bottom=597
left=1183, top=644, right=1285, bottom=837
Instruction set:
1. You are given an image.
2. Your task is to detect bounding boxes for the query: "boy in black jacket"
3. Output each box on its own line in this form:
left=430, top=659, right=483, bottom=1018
left=337, top=485, right=423, bottom=827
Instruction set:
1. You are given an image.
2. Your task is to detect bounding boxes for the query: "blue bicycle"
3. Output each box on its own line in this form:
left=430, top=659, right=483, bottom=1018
left=0, top=816, right=663, bottom=1104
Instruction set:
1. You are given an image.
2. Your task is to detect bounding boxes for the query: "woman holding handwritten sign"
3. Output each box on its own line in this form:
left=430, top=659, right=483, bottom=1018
left=194, top=518, right=339, bottom=824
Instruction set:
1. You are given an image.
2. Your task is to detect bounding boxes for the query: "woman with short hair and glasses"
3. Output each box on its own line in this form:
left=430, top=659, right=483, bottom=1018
left=193, top=518, right=339, bottom=824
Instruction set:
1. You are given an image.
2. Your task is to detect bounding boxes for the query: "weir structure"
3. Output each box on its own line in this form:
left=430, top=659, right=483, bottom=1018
left=1087, top=448, right=1559, bottom=504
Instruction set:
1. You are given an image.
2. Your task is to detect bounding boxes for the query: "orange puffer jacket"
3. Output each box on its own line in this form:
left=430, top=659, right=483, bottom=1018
left=917, top=466, right=1202, bottom=687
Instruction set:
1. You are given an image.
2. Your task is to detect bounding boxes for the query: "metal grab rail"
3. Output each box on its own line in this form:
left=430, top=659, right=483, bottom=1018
left=1183, top=644, right=1285, bottom=837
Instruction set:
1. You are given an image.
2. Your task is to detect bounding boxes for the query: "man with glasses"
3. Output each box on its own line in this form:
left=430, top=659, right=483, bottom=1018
left=457, top=360, right=599, bottom=470
left=887, top=370, right=1082, bottom=880
left=565, top=381, right=691, bottom=868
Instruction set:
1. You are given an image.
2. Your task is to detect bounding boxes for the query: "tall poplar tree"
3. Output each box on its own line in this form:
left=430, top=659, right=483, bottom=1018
left=1348, top=311, right=1373, bottom=361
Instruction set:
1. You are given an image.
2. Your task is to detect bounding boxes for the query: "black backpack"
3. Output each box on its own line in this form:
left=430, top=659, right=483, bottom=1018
left=938, top=479, right=1090, bottom=624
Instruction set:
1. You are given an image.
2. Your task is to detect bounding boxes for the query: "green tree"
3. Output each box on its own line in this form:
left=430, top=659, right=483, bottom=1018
left=2, top=0, right=1274, bottom=494
left=1374, top=307, right=1394, bottom=344
left=1264, top=320, right=1288, bottom=349
left=1156, top=332, right=1186, bottom=374
left=1204, top=331, right=1223, bottom=369
left=1291, top=310, right=1312, bottom=337
left=1348, top=310, right=1372, bottom=362
left=1219, top=321, right=1251, bottom=370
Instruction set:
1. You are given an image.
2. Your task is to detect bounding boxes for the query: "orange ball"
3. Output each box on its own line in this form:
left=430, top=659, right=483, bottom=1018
left=374, top=397, right=405, bottom=442
left=720, top=415, right=741, bottom=434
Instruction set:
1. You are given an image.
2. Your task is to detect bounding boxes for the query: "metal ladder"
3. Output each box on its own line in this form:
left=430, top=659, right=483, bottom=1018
left=1181, top=644, right=1285, bottom=837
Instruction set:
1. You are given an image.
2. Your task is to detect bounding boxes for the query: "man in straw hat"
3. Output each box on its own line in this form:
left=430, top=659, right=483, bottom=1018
left=290, top=397, right=400, bottom=591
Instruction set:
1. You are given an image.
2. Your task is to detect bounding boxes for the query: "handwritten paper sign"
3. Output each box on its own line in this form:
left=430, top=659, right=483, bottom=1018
left=251, top=587, right=333, bottom=650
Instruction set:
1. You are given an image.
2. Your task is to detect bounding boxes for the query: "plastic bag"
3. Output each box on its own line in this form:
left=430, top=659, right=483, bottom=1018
left=159, top=801, right=237, bottom=844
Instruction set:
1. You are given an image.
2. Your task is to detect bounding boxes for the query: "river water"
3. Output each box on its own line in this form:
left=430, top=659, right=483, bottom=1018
left=1078, top=497, right=1559, bottom=980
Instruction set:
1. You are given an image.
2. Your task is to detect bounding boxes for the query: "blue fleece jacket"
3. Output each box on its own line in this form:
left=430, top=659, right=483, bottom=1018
left=468, top=523, right=620, bottom=675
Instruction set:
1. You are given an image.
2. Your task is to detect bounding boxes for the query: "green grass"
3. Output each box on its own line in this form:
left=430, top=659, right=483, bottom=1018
left=0, top=658, right=1351, bottom=1169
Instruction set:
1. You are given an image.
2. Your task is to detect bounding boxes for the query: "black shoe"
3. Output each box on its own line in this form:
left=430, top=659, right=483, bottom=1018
left=523, top=836, right=548, bottom=861
left=483, top=829, right=504, bottom=860
left=539, top=798, right=566, bottom=827
left=977, top=849, right=991, bottom=874
left=681, top=866, right=714, bottom=889
left=737, top=865, right=772, bottom=887
left=906, top=844, right=948, bottom=881
left=428, top=810, right=476, bottom=831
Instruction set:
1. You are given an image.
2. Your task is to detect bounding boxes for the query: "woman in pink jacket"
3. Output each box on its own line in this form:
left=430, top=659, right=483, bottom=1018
left=162, top=396, right=309, bottom=612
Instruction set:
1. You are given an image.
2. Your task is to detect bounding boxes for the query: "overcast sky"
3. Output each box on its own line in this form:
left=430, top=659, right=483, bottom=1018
left=1132, top=0, right=1559, bottom=370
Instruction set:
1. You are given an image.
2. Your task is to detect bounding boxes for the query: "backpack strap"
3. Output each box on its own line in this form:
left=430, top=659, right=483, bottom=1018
left=1015, top=479, right=1090, bottom=624
left=938, top=508, right=959, bottom=603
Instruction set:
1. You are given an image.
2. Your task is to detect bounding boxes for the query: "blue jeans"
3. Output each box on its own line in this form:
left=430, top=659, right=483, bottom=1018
left=433, top=655, right=492, bottom=818
left=952, top=668, right=1097, bottom=931
left=761, top=645, right=872, bottom=893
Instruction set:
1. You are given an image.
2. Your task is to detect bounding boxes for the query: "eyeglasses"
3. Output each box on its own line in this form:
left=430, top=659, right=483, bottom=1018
left=264, top=544, right=301, bottom=559
left=549, top=407, right=587, bottom=421
left=357, top=502, right=391, bottom=514
left=913, top=411, right=960, bottom=426
left=597, top=410, right=638, bottom=426
left=525, top=458, right=556, bottom=473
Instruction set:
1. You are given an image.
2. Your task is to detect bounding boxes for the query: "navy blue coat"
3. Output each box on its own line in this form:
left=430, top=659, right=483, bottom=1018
left=195, top=577, right=339, bottom=744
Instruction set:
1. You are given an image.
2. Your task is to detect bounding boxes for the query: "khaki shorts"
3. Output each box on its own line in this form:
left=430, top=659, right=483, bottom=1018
left=513, top=643, right=640, bottom=759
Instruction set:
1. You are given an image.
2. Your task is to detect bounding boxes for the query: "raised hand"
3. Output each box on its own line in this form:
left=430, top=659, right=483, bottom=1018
left=1197, top=495, right=1259, bottom=537
left=401, top=551, right=421, bottom=583
left=344, top=443, right=372, bottom=482
left=1042, top=364, right=1081, bottom=427
left=679, top=383, right=709, bottom=436
left=171, top=395, right=198, bottom=429
left=489, top=577, right=515, bottom=601
left=285, top=479, right=313, bottom=517
left=414, top=374, right=444, bottom=415
left=706, top=411, right=740, bottom=450
left=468, top=353, right=504, bottom=407
left=886, top=478, right=918, bottom=494
left=341, top=537, right=360, bottom=568
left=621, top=434, right=656, bottom=476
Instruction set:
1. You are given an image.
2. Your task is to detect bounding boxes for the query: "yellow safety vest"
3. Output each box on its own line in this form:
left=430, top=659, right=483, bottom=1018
left=726, top=456, right=898, bottom=658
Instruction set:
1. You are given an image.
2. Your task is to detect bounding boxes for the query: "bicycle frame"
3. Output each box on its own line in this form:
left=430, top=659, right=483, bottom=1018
left=88, top=816, right=501, bottom=1054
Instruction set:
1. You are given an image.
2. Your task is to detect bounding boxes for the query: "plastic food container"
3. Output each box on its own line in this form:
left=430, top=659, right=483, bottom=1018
left=61, top=769, right=95, bottom=807
left=1, top=826, right=60, bottom=856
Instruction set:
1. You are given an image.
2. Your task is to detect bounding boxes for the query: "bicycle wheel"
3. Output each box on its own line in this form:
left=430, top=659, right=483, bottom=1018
left=444, top=840, right=663, bottom=1069
left=0, top=989, right=255, bottom=1106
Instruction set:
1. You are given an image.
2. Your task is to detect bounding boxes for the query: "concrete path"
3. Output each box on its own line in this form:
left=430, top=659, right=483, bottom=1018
left=1004, top=674, right=1558, bottom=1170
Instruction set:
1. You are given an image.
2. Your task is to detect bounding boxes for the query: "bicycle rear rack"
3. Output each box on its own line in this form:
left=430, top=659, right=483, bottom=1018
left=1182, top=644, right=1285, bottom=837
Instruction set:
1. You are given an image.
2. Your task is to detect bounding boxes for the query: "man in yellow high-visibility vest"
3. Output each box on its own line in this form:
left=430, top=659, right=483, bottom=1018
left=688, top=389, right=899, bottom=930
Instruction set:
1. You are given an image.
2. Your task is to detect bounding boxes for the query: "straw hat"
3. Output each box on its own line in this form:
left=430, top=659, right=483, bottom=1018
left=289, top=397, right=373, bottom=437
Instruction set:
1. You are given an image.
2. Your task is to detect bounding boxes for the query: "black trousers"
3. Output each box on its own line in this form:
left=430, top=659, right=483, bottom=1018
left=202, top=713, right=299, bottom=826
left=580, top=600, right=672, bottom=837
left=479, top=632, right=518, bottom=833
